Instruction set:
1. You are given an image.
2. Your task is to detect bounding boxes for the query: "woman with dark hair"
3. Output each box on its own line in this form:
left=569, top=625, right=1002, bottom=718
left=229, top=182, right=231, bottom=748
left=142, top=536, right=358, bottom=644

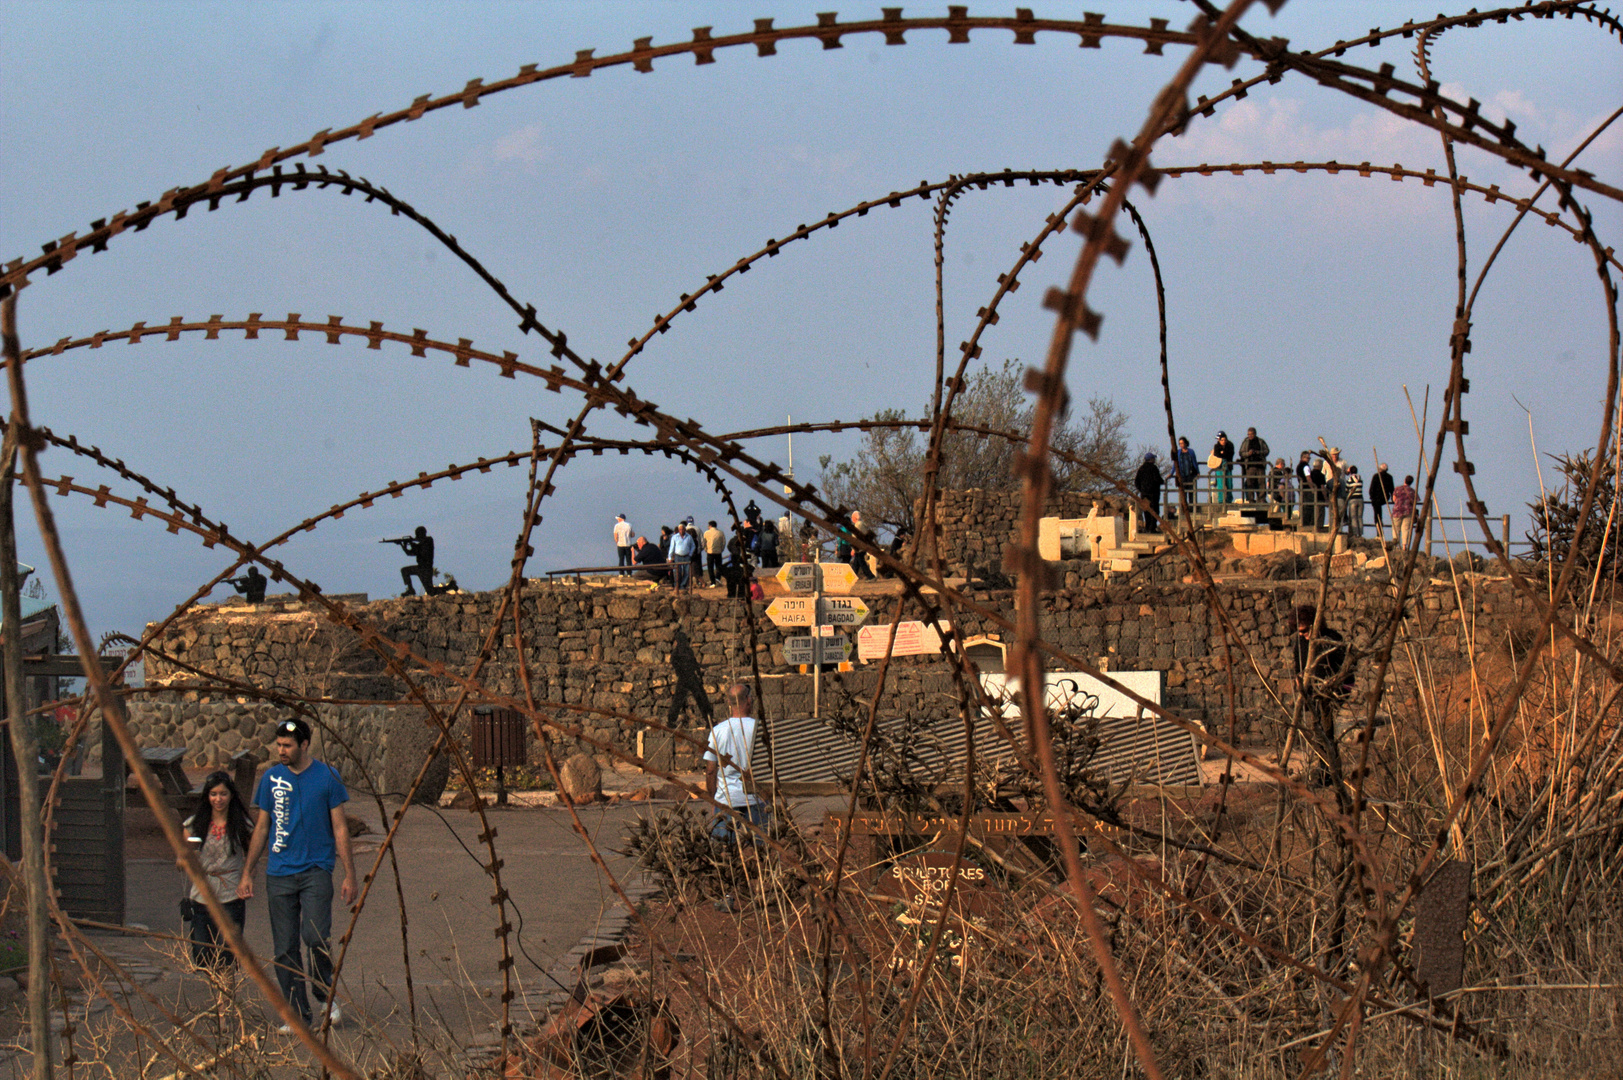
left=183, top=771, right=253, bottom=969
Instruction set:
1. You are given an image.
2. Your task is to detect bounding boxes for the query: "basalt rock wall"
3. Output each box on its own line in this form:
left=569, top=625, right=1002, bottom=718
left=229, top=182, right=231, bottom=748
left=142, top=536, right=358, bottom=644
left=926, top=489, right=1110, bottom=580
left=138, top=566, right=1544, bottom=775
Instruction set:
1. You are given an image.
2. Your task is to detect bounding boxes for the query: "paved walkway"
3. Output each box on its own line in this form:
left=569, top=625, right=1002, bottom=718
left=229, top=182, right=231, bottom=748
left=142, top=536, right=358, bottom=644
left=58, top=794, right=656, bottom=1072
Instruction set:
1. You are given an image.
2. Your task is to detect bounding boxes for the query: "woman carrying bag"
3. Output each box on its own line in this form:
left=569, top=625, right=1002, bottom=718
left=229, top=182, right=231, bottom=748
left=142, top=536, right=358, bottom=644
left=182, top=771, right=254, bottom=970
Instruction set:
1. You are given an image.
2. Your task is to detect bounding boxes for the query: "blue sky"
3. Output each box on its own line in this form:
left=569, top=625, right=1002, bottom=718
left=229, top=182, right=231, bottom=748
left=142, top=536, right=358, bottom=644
left=2, top=2, right=1620, bottom=637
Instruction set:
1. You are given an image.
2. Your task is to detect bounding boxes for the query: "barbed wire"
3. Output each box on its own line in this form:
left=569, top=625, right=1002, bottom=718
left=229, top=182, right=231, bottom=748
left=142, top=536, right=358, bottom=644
left=0, top=4, right=1617, bottom=1076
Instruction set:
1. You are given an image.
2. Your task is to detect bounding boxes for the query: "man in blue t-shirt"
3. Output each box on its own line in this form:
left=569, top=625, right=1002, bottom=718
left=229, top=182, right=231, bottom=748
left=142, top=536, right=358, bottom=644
left=239, top=717, right=356, bottom=1031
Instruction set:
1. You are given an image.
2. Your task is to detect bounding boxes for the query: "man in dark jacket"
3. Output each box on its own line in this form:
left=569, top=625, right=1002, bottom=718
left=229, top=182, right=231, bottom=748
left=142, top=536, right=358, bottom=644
left=1368, top=463, right=1396, bottom=531
left=1172, top=436, right=1198, bottom=515
left=633, top=535, right=668, bottom=585
left=1237, top=427, right=1270, bottom=503
left=1133, top=453, right=1165, bottom=533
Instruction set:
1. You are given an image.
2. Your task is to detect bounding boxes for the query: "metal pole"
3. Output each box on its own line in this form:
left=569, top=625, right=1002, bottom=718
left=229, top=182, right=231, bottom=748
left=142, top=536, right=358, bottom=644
left=811, top=560, right=820, bottom=721
left=0, top=409, right=52, bottom=1078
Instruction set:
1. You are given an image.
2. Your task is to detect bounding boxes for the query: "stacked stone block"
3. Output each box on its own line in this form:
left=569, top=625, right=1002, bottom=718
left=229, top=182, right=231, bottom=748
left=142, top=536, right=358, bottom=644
left=138, top=568, right=1542, bottom=775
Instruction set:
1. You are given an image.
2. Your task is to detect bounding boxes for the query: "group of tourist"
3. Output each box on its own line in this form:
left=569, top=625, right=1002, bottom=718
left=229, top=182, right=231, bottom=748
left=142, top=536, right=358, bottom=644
left=1134, top=429, right=1421, bottom=544
left=613, top=502, right=786, bottom=594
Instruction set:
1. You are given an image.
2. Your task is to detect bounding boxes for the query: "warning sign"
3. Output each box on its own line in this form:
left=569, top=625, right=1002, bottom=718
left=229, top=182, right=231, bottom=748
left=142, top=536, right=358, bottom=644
left=856, top=620, right=945, bottom=660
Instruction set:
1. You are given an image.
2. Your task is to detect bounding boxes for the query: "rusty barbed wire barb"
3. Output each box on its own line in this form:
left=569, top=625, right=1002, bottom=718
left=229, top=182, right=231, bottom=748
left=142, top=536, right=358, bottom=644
left=3, top=5, right=1618, bottom=1072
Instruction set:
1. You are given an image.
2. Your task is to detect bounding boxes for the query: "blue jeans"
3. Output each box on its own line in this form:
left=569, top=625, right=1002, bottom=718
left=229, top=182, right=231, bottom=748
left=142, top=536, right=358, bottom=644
left=673, top=558, right=692, bottom=591
left=710, top=802, right=770, bottom=843
left=1214, top=464, right=1233, bottom=504
left=267, top=869, right=335, bottom=1022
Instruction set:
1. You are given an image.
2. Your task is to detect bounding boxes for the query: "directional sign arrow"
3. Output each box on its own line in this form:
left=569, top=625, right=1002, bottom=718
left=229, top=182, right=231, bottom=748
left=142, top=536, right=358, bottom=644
left=815, top=562, right=857, bottom=594
left=818, top=595, right=870, bottom=627
left=775, top=563, right=818, bottom=594
left=766, top=596, right=817, bottom=628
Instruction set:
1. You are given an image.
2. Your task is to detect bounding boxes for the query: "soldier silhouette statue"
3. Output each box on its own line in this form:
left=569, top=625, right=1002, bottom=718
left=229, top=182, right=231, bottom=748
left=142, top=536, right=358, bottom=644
left=226, top=565, right=267, bottom=604
left=382, top=526, right=438, bottom=597
left=667, top=629, right=714, bottom=727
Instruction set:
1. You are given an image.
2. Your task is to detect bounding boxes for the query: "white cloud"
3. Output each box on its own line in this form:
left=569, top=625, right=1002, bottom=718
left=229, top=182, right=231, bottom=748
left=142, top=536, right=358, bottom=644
left=492, top=124, right=550, bottom=167
left=1149, top=86, right=1606, bottom=222
left=1170, top=97, right=1441, bottom=175
left=769, top=143, right=858, bottom=179
left=1492, top=90, right=1544, bottom=127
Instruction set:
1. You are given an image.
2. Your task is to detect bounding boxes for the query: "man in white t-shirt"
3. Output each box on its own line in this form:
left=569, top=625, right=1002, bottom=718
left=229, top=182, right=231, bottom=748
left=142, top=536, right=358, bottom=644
left=704, top=683, right=768, bottom=842
left=612, top=514, right=633, bottom=574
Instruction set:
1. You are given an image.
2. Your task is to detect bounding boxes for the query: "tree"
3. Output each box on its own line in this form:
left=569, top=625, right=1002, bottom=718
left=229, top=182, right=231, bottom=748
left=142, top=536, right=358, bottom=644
left=1526, top=448, right=1623, bottom=580
left=818, top=359, right=1133, bottom=537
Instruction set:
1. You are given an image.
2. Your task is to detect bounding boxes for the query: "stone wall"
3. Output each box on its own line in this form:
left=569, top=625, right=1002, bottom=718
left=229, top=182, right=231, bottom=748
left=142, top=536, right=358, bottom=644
left=926, top=489, right=1109, bottom=579
left=140, top=565, right=1544, bottom=776
left=119, top=699, right=449, bottom=800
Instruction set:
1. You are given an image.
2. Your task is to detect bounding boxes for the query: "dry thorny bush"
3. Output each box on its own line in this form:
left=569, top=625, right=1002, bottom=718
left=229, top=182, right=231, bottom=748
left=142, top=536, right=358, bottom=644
left=613, top=603, right=1622, bottom=1079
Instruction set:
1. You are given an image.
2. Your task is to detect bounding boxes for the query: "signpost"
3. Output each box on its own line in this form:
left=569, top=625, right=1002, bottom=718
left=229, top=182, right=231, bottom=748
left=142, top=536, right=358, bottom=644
left=814, top=562, right=857, bottom=594
left=765, top=596, right=817, bottom=627
left=775, top=563, right=819, bottom=594
left=775, top=561, right=856, bottom=594
left=817, top=595, right=869, bottom=627
left=766, top=561, right=867, bottom=717
left=783, top=634, right=853, bottom=666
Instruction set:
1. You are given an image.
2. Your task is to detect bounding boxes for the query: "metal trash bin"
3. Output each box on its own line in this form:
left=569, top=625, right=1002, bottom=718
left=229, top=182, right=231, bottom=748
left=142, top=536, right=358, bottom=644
left=471, top=706, right=527, bottom=805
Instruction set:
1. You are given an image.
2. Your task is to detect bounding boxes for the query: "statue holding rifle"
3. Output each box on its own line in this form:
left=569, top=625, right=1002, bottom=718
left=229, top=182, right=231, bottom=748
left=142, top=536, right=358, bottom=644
left=382, top=526, right=437, bottom=597
left=226, top=565, right=267, bottom=604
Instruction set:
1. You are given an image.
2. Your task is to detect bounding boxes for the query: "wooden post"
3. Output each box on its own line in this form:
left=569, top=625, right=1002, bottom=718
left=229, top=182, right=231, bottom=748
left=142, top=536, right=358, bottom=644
left=0, top=304, right=52, bottom=1080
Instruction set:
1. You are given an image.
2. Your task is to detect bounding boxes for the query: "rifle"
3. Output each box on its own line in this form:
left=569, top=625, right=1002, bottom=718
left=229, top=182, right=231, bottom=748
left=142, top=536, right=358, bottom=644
left=379, top=536, right=411, bottom=547
left=225, top=576, right=251, bottom=589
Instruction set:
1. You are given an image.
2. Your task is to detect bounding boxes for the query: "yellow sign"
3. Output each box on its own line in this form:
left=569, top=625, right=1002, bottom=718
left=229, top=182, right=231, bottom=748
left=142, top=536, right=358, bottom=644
left=765, top=596, right=816, bottom=628
left=818, top=595, right=869, bottom=627
left=814, top=562, right=858, bottom=594
left=775, top=563, right=818, bottom=593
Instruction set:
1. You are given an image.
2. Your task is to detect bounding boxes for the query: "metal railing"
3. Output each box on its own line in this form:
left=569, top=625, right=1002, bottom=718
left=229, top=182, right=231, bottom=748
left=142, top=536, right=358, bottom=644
left=1148, top=476, right=1529, bottom=555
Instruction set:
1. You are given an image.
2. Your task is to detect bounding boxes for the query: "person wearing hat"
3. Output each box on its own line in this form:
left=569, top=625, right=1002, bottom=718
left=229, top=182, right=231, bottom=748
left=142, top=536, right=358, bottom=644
left=1269, top=457, right=1293, bottom=513
left=1318, top=448, right=1346, bottom=533
left=1134, top=452, right=1165, bottom=533
left=1368, top=463, right=1396, bottom=533
left=1297, top=451, right=1325, bottom=531
left=238, top=717, right=355, bottom=1031
left=613, top=514, right=633, bottom=575
left=1209, top=431, right=1235, bottom=505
